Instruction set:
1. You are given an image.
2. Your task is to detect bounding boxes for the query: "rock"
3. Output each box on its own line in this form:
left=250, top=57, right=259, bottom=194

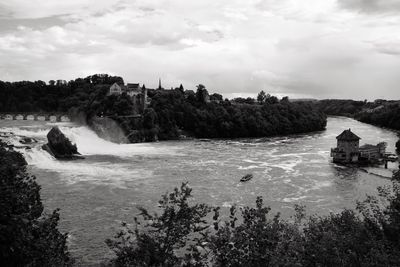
left=42, top=127, right=84, bottom=160
left=19, top=137, right=37, bottom=144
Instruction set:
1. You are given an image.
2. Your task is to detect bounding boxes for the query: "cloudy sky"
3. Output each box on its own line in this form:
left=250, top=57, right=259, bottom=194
left=0, top=0, right=399, bottom=100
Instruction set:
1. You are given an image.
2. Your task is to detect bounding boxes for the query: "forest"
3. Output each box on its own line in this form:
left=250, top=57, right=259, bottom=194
left=0, top=75, right=327, bottom=142
left=313, top=99, right=400, bottom=131
left=144, top=88, right=327, bottom=140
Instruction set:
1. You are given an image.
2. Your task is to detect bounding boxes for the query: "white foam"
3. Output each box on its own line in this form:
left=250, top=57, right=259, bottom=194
left=2, top=124, right=180, bottom=158
left=56, top=126, right=179, bottom=157
left=282, top=196, right=307, bottom=203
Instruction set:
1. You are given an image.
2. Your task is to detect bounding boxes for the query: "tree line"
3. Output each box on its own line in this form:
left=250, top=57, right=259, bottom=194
left=0, top=74, right=122, bottom=113
left=313, top=99, right=400, bottom=148
left=313, top=99, right=400, bottom=131
left=0, top=74, right=328, bottom=142
left=142, top=88, right=327, bottom=140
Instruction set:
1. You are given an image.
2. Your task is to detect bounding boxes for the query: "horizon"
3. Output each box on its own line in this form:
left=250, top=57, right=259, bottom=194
left=2, top=74, right=397, bottom=102
left=1, top=0, right=400, bottom=100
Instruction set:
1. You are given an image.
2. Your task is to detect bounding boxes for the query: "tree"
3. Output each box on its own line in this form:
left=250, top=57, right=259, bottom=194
left=107, top=170, right=400, bottom=266
left=281, top=96, right=289, bottom=103
left=143, top=108, right=157, bottom=129
left=106, top=183, right=211, bottom=266
left=210, top=93, right=223, bottom=102
left=257, top=90, right=266, bottom=104
left=0, top=141, right=72, bottom=266
left=196, top=84, right=210, bottom=103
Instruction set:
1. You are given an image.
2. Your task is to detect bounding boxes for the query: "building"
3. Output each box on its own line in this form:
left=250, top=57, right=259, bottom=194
left=126, top=83, right=141, bottom=97
left=109, top=83, right=123, bottom=95
left=331, top=129, right=387, bottom=164
left=331, top=129, right=361, bottom=163
left=108, top=82, right=149, bottom=113
left=359, top=142, right=386, bottom=162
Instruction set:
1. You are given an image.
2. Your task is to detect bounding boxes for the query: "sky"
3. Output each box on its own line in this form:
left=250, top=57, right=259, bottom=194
left=0, top=0, right=399, bottom=100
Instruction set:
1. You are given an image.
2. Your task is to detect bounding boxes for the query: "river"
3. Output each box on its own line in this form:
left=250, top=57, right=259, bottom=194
left=0, top=117, right=398, bottom=264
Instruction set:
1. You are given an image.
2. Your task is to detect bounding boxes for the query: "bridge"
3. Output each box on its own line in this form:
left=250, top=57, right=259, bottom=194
left=0, top=112, right=71, bottom=122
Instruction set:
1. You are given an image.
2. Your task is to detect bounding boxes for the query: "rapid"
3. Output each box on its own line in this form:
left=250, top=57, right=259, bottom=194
left=0, top=117, right=398, bottom=264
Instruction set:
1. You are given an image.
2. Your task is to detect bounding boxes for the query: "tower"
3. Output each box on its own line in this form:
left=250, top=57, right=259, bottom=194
left=158, top=78, right=162, bottom=90
left=331, top=129, right=361, bottom=163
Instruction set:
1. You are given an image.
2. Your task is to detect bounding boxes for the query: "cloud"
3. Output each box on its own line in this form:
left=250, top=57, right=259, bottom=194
left=0, top=15, right=69, bottom=33
left=337, top=0, right=400, bottom=14
left=0, top=0, right=120, bottom=19
left=0, top=0, right=400, bottom=100
left=369, top=38, right=400, bottom=55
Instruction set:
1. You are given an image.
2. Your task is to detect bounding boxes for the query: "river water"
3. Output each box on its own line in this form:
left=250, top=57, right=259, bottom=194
left=0, top=117, right=399, bottom=264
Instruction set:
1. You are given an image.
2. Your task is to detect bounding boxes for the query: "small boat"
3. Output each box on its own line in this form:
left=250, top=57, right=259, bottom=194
left=240, top=174, right=253, bottom=182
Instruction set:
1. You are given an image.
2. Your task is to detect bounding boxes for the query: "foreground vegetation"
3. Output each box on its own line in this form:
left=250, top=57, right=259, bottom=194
left=107, top=171, right=400, bottom=267
left=0, top=141, right=72, bottom=266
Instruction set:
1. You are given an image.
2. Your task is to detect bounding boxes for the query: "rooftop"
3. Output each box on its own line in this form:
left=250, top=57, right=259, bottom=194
left=127, top=83, right=140, bottom=89
left=336, top=129, right=361, bottom=141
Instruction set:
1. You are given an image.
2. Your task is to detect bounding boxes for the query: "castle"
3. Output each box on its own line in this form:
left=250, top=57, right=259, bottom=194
left=109, top=82, right=150, bottom=113
left=331, top=129, right=386, bottom=164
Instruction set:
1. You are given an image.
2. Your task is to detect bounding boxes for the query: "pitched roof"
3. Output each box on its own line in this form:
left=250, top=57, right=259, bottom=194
left=127, top=83, right=140, bottom=89
left=336, top=129, right=361, bottom=141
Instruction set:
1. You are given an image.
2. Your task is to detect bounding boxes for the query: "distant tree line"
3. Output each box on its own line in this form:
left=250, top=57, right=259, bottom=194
left=0, top=75, right=327, bottom=142
left=145, top=87, right=326, bottom=140
left=313, top=99, right=400, bottom=131
left=0, top=74, right=123, bottom=113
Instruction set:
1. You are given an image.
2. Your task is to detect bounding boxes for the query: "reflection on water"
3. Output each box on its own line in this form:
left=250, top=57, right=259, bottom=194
left=0, top=117, right=398, bottom=264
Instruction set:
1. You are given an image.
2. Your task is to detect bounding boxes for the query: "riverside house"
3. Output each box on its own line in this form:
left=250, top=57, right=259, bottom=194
left=331, top=129, right=387, bottom=164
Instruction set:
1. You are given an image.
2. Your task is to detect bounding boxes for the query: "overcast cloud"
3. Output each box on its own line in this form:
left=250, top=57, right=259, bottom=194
left=0, top=0, right=399, bottom=100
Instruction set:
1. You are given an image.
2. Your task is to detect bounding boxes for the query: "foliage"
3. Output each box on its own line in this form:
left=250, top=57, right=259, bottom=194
left=108, top=171, right=400, bottom=267
left=0, top=74, right=122, bottom=113
left=314, top=99, right=367, bottom=117
left=257, top=90, right=266, bottom=104
left=355, top=103, right=400, bottom=131
left=106, top=183, right=211, bottom=267
left=149, top=88, right=327, bottom=140
left=313, top=99, right=400, bottom=131
left=0, top=141, right=72, bottom=266
left=0, top=76, right=327, bottom=143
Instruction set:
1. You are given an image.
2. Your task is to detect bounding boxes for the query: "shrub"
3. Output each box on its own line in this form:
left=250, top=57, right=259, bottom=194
left=0, top=141, right=72, bottom=266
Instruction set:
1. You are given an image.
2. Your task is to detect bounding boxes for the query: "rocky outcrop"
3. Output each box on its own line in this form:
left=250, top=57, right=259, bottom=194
left=42, top=127, right=84, bottom=160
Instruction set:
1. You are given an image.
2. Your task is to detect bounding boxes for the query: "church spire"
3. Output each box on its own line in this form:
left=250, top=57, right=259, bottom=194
left=158, top=78, right=162, bottom=90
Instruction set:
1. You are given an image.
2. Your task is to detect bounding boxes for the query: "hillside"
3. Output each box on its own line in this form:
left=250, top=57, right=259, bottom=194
left=314, top=99, right=400, bottom=131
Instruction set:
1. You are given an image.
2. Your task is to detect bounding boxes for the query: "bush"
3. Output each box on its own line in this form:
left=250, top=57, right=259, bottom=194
left=0, top=141, right=72, bottom=266
left=108, top=171, right=400, bottom=266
